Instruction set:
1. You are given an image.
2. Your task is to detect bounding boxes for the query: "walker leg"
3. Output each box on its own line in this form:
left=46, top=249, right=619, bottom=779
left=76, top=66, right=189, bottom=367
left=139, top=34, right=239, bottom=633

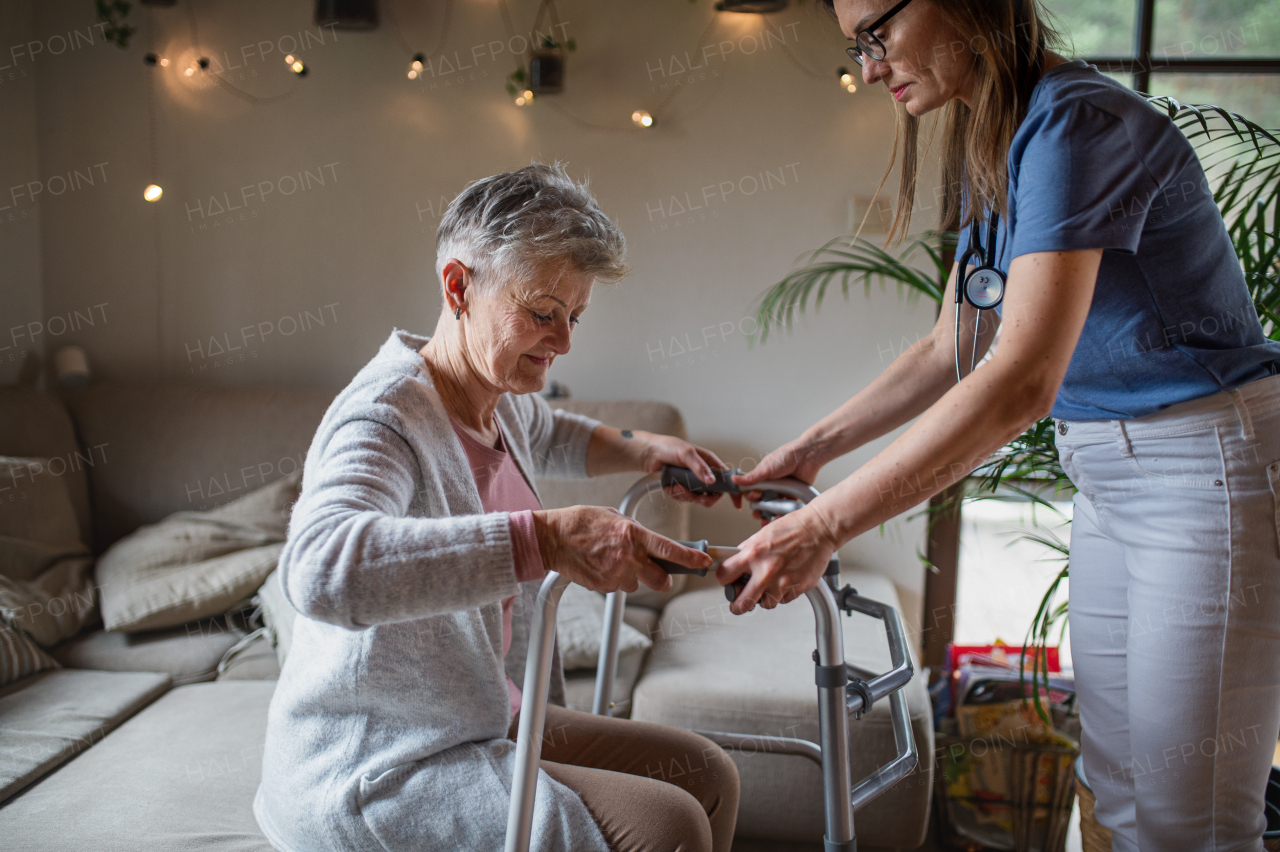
left=591, top=590, right=627, bottom=716
left=505, top=573, right=570, bottom=852
left=807, top=581, right=856, bottom=849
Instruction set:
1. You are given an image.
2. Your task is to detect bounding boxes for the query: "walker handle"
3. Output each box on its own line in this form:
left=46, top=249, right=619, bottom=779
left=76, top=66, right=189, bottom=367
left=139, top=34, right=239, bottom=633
left=661, top=465, right=742, bottom=495
left=651, top=539, right=709, bottom=576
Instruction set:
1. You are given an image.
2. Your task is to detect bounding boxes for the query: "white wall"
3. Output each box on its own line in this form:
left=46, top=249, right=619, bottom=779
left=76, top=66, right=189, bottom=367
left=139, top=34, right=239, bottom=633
left=0, top=0, right=44, bottom=385
left=21, top=0, right=944, bottom=640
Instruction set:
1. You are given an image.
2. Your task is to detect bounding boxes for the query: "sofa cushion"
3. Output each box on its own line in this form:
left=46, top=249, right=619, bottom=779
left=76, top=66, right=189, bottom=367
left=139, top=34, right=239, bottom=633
left=0, top=457, right=97, bottom=647
left=0, top=387, right=92, bottom=545
left=631, top=570, right=934, bottom=847
left=0, top=456, right=84, bottom=566
left=94, top=471, right=299, bottom=633
left=0, top=680, right=274, bottom=851
left=49, top=623, right=243, bottom=686
left=537, top=400, right=691, bottom=610
left=557, top=584, right=653, bottom=671
left=63, top=382, right=333, bottom=552
left=0, top=623, right=59, bottom=688
left=562, top=604, right=660, bottom=718
left=0, top=669, right=170, bottom=804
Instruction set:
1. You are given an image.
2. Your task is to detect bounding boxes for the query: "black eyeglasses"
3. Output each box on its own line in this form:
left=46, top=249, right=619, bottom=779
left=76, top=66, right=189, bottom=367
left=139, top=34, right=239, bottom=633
left=845, top=0, right=914, bottom=66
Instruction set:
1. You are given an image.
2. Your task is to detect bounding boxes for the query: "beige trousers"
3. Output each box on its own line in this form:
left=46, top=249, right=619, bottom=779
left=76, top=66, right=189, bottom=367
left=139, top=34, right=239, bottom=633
left=508, top=704, right=740, bottom=852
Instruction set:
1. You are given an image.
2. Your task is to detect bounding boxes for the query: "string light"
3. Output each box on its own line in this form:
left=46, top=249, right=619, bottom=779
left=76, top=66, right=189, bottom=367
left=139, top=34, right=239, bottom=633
left=143, top=184, right=163, bottom=202
left=631, top=110, right=654, bottom=128
left=514, top=89, right=533, bottom=106
left=159, top=57, right=169, bottom=67
left=408, top=52, right=424, bottom=80
left=838, top=66, right=857, bottom=93
left=283, top=54, right=307, bottom=75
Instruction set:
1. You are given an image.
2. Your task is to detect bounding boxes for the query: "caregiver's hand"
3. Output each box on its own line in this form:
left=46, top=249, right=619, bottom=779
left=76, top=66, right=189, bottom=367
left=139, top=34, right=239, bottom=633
left=716, top=506, right=838, bottom=615
left=732, top=437, right=828, bottom=521
left=733, top=437, right=825, bottom=491
left=532, top=506, right=713, bottom=594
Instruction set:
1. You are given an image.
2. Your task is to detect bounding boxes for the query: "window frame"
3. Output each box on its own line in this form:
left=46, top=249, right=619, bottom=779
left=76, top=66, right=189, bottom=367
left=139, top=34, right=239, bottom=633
left=1084, top=0, right=1280, bottom=92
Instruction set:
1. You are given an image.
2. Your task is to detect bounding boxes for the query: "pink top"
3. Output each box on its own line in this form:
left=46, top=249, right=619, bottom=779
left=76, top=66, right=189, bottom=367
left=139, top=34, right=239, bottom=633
left=449, top=419, right=547, bottom=718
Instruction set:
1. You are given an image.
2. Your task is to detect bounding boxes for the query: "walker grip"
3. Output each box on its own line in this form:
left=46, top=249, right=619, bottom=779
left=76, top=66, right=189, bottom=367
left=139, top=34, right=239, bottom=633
left=661, top=465, right=741, bottom=496
left=651, top=540, right=710, bottom=576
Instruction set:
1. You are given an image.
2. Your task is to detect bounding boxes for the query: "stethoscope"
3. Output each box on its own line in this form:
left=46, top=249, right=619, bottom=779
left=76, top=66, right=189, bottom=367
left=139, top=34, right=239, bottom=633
left=954, top=211, right=1007, bottom=382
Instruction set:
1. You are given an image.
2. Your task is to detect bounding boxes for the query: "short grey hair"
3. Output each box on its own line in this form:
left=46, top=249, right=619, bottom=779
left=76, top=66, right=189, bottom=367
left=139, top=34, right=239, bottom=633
left=435, top=162, right=628, bottom=294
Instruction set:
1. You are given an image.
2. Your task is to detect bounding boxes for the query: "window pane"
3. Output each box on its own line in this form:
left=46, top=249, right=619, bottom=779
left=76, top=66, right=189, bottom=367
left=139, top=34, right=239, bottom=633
left=1042, top=0, right=1139, bottom=57
left=1154, top=0, right=1280, bottom=58
left=1100, top=69, right=1135, bottom=88
left=955, top=500, right=1073, bottom=668
left=1149, top=73, right=1280, bottom=128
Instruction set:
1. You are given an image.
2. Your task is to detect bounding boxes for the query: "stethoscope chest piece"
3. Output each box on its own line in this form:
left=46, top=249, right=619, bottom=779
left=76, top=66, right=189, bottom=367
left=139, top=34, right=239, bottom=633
left=954, top=212, right=1005, bottom=382
left=963, top=265, right=1006, bottom=310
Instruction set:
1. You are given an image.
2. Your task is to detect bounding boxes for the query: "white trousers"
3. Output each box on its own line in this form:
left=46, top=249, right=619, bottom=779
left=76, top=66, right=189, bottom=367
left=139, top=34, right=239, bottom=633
left=1056, top=373, right=1280, bottom=852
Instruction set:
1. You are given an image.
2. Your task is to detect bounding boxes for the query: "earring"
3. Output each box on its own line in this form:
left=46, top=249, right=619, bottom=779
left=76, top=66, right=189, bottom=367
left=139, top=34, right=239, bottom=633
left=455, top=307, right=462, bottom=320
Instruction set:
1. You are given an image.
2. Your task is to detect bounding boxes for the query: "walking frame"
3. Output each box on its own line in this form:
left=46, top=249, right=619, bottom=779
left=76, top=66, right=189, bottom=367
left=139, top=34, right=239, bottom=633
left=505, top=466, right=918, bottom=852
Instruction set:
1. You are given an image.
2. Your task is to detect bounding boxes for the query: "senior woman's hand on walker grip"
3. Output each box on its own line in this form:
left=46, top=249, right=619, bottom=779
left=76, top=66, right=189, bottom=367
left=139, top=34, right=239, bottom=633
left=716, top=507, right=838, bottom=616
left=631, top=430, right=733, bottom=509
left=531, top=505, right=713, bottom=594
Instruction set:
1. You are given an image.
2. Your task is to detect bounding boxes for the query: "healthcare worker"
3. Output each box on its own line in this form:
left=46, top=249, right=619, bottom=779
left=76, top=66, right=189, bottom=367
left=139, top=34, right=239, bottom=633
left=722, top=1, right=1280, bottom=849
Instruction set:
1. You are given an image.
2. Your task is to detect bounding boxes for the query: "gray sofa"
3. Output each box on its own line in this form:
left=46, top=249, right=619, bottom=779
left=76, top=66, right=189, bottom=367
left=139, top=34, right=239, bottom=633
left=0, top=381, right=933, bottom=850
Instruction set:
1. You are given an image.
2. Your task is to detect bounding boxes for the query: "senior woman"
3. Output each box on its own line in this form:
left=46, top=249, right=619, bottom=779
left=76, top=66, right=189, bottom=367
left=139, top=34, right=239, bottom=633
left=723, top=2, right=1280, bottom=850
left=253, top=164, right=739, bottom=852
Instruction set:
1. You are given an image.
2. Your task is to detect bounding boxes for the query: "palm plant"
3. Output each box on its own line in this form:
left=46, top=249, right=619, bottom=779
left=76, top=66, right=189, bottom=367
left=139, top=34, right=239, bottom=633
left=753, top=95, right=1280, bottom=721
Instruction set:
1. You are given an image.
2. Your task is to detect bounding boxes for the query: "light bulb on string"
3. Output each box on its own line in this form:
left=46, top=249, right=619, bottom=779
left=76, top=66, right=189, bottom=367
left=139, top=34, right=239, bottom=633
left=838, top=67, right=857, bottom=93
left=631, top=110, right=654, bottom=128
left=408, top=52, right=424, bottom=80
left=143, top=184, right=163, bottom=202
left=515, top=89, right=533, bottom=106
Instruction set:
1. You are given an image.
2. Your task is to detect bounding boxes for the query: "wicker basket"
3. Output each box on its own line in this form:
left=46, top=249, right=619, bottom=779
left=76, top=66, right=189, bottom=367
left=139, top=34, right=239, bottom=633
left=935, top=735, right=1077, bottom=851
left=1073, top=760, right=1111, bottom=852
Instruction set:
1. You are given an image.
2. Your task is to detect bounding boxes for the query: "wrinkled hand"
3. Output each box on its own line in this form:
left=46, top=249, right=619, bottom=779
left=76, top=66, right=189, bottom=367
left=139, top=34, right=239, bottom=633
left=716, top=507, right=837, bottom=615
left=635, top=432, right=732, bottom=509
left=732, top=438, right=826, bottom=522
left=532, top=505, right=713, bottom=593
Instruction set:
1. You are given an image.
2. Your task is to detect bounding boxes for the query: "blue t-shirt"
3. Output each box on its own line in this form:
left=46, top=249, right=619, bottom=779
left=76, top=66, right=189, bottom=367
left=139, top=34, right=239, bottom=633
left=955, top=59, right=1280, bottom=421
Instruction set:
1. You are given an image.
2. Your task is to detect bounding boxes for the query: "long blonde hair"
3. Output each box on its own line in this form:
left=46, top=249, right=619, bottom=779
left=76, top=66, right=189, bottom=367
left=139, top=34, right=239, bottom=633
left=826, top=0, right=1060, bottom=241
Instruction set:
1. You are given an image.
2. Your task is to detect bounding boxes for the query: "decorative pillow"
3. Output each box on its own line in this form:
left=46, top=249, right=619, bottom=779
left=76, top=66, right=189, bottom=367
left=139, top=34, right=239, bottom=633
left=0, top=457, right=96, bottom=647
left=95, top=471, right=301, bottom=633
left=556, top=583, right=653, bottom=671
left=0, top=621, right=59, bottom=687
